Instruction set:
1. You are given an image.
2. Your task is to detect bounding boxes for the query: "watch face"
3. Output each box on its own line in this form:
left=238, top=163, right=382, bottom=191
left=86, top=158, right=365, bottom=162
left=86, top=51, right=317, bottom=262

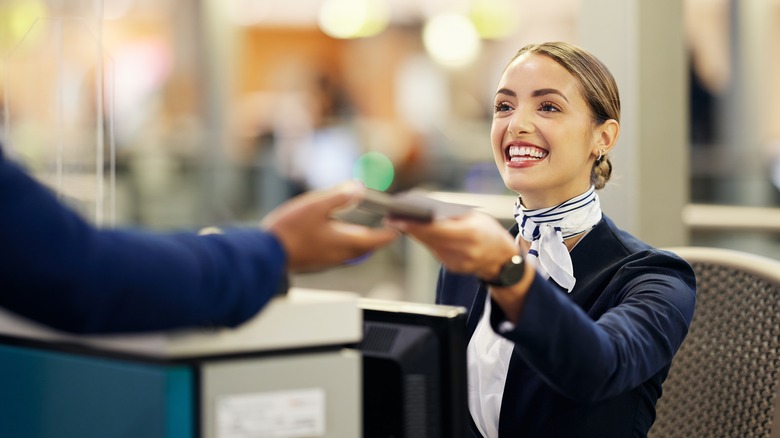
left=489, top=255, right=525, bottom=287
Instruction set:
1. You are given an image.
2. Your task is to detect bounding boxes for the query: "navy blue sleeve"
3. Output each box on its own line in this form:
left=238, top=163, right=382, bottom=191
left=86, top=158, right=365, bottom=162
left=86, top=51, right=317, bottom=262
left=491, top=253, right=696, bottom=403
left=0, top=151, right=287, bottom=334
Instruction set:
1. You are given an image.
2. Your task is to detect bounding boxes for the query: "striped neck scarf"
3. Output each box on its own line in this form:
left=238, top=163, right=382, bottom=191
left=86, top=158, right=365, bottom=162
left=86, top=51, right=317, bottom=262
left=514, top=186, right=602, bottom=292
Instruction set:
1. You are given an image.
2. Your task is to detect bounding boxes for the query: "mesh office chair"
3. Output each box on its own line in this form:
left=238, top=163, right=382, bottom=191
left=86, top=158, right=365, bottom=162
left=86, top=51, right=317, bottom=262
left=650, top=247, right=780, bottom=438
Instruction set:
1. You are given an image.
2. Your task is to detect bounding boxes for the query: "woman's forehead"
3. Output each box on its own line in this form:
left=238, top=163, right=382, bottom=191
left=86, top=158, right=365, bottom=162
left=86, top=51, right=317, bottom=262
left=498, top=53, right=581, bottom=97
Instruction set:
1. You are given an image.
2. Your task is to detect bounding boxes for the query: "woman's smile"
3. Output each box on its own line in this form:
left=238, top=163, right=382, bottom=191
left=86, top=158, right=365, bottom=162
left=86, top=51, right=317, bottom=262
left=506, top=143, right=549, bottom=168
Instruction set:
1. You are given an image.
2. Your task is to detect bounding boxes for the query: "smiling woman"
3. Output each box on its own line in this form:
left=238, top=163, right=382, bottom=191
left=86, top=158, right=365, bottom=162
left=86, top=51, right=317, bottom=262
left=388, top=41, right=696, bottom=438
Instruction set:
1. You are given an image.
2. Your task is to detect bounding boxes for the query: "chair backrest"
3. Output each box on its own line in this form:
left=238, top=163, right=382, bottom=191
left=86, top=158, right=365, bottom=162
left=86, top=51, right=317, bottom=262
left=650, top=247, right=780, bottom=438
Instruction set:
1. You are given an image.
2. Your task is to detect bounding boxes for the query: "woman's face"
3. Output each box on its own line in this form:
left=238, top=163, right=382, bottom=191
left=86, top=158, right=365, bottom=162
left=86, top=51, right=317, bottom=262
left=491, top=53, right=600, bottom=208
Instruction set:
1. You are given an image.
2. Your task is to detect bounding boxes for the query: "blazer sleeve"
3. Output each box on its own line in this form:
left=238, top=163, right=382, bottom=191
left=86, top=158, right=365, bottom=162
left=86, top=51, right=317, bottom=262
left=490, top=252, right=696, bottom=403
left=0, top=151, right=287, bottom=334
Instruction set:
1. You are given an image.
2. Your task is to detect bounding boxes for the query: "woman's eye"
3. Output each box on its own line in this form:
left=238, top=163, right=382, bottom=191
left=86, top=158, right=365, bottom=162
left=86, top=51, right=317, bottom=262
left=494, top=103, right=512, bottom=113
left=540, top=102, right=561, bottom=112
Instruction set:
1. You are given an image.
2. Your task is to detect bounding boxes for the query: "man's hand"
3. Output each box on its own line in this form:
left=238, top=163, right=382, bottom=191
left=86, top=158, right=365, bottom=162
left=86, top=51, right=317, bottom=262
left=262, top=182, right=399, bottom=272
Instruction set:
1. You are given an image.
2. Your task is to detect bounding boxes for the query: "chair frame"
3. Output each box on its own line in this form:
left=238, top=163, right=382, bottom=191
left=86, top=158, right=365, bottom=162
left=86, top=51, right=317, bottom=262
left=666, top=247, right=780, bottom=286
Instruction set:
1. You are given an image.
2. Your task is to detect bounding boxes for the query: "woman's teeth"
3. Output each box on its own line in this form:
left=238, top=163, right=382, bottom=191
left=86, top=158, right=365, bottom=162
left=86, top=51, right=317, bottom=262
left=508, top=146, right=548, bottom=161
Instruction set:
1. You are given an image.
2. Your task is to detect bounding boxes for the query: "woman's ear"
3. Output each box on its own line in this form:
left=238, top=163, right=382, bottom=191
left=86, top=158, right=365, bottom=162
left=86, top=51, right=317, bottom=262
left=593, top=119, right=620, bottom=156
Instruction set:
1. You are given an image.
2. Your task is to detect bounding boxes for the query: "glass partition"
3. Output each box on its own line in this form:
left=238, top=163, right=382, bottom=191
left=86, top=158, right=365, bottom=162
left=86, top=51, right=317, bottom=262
left=3, top=16, right=115, bottom=226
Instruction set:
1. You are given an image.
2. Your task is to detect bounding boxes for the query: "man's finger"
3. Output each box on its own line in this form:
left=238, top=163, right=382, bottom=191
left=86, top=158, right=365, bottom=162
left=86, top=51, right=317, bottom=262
left=306, top=181, right=364, bottom=215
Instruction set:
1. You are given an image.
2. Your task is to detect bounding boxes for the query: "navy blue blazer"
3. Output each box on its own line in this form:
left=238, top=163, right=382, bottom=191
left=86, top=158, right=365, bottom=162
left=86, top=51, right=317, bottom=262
left=437, top=216, right=696, bottom=437
left=0, top=146, right=287, bottom=334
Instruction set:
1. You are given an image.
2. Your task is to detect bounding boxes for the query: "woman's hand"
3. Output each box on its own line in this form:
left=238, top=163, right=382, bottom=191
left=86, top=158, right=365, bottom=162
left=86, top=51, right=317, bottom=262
left=387, top=210, right=518, bottom=280
left=388, top=210, right=535, bottom=323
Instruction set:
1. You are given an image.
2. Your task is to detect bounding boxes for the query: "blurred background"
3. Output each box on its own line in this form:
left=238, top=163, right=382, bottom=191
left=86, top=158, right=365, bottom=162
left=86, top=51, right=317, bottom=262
left=1, top=0, right=779, bottom=302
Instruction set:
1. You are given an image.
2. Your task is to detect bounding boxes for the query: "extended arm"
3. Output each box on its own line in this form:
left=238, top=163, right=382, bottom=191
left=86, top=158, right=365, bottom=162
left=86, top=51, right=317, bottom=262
left=491, top=256, right=695, bottom=401
left=0, top=152, right=396, bottom=333
left=0, top=154, right=286, bottom=333
left=395, top=211, right=695, bottom=402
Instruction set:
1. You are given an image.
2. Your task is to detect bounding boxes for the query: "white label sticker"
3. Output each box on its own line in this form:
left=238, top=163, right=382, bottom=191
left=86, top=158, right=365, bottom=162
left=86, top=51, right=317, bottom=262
left=217, top=388, right=326, bottom=438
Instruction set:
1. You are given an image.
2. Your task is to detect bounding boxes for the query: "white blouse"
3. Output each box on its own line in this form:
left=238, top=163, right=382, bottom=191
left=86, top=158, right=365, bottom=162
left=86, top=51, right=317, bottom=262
left=467, top=295, right=514, bottom=438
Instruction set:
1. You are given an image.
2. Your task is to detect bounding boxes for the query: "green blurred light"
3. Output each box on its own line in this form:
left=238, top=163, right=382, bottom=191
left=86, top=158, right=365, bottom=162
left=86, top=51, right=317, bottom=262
left=354, top=152, right=394, bottom=191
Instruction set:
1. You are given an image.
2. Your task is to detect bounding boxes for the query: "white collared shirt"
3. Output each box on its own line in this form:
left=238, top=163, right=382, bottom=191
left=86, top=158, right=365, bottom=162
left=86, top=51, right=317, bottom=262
left=467, top=295, right=514, bottom=438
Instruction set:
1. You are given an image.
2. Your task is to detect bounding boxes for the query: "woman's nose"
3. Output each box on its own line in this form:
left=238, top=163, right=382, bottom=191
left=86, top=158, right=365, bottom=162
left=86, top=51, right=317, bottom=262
left=508, top=109, right=534, bottom=135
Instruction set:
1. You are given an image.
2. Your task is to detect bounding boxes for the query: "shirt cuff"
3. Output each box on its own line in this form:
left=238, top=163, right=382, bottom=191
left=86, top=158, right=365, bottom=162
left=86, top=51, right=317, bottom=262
left=487, top=297, right=517, bottom=334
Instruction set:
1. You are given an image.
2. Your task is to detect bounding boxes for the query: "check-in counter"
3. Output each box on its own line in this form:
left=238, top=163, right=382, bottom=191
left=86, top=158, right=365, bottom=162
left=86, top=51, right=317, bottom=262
left=0, top=288, right=362, bottom=438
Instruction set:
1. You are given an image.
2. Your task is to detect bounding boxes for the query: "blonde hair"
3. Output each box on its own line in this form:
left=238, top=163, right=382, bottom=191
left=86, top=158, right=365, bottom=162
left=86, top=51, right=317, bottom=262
left=510, top=42, right=620, bottom=189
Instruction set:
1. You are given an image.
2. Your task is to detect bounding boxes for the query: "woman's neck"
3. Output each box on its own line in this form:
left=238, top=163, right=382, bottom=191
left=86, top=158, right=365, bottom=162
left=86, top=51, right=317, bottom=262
left=518, top=185, right=592, bottom=210
left=518, top=230, right=586, bottom=253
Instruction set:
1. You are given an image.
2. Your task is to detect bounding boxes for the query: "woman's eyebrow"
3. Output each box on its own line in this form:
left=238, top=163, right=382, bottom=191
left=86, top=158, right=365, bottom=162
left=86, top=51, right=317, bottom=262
left=495, top=87, right=569, bottom=103
left=532, top=88, right=569, bottom=103
left=495, top=88, right=515, bottom=97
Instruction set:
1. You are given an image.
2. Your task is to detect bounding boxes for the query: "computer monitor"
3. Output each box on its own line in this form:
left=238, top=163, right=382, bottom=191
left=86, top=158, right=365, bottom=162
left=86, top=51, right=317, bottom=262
left=356, top=298, right=468, bottom=438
